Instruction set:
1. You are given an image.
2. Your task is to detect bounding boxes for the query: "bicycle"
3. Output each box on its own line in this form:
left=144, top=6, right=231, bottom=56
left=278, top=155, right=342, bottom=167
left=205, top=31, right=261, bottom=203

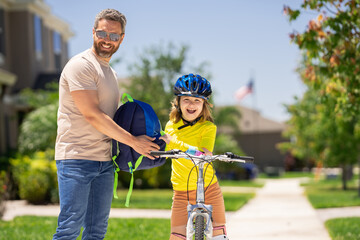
left=150, top=149, right=254, bottom=240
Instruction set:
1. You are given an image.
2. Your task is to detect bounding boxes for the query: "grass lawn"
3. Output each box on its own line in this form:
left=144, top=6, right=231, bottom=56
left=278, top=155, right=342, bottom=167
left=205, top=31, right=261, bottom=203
left=219, top=179, right=264, bottom=188
left=258, top=171, right=314, bottom=179
left=112, top=188, right=255, bottom=211
left=0, top=216, right=170, bottom=240
left=112, top=189, right=172, bottom=209
left=325, top=217, right=360, bottom=240
left=302, top=177, right=360, bottom=208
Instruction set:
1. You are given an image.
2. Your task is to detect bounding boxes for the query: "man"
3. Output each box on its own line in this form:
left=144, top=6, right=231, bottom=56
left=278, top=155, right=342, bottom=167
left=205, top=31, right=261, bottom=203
left=53, top=9, right=160, bottom=240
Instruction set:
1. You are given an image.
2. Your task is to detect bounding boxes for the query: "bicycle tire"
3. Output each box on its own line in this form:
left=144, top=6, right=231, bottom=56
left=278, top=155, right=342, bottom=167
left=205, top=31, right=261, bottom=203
left=194, top=215, right=205, bottom=240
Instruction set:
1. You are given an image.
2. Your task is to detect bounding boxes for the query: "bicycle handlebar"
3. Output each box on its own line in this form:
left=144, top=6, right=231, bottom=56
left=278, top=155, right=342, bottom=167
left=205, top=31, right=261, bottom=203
left=150, top=149, right=254, bottom=163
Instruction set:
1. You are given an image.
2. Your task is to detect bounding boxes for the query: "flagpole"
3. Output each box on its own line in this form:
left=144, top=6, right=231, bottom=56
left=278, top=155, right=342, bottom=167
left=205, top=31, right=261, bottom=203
left=250, top=72, right=258, bottom=134
left=234, top=73, right=258, bottom=164
left=250, top=72, right=259, bottom=166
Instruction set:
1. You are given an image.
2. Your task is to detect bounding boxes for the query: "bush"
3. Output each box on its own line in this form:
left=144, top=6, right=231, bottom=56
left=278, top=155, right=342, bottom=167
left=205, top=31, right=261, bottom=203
left=18, top=103, right=58, bottom=154
left=19, top=169, right=50, bottom=204
left=10, top=150, right=58, bottom=204
left=0, top=171, right=8, bottom=218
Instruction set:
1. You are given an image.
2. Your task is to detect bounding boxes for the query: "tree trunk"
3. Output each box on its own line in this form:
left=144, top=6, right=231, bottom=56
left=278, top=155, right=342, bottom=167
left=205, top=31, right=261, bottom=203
left=359, top=160, right=360, bottom=197
left=341, top=164, right=348, bottom=190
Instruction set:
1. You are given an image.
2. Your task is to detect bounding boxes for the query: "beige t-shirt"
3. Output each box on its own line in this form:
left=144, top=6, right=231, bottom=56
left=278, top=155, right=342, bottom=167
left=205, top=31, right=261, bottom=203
left=55, top=49, right=120, bottom=161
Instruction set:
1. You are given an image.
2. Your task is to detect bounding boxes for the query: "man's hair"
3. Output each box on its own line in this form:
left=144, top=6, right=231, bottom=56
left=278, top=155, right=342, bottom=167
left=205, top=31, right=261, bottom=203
left=169, top=96, right=214, bottom=123
left=94, top=9, right=127, bottom=33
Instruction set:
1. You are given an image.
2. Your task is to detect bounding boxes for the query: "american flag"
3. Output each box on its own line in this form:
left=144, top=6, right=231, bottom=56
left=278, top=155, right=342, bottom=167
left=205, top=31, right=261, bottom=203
left=234, top=80, right=254, bottom=101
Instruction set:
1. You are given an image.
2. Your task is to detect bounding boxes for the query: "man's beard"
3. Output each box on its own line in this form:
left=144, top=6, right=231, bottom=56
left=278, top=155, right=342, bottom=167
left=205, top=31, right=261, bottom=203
left=93, top=40, right=120, bottom=58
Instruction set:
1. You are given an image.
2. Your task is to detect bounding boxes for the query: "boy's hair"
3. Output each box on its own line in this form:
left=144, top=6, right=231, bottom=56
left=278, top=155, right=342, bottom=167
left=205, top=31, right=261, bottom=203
left=169, top=96, right=214, bottom=123
left=94, top=9, right=127, bottom=33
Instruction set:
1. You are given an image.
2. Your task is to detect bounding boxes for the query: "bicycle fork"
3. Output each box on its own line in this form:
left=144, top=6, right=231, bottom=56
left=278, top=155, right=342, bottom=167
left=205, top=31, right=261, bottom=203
left=186, top=161, right=213, bottom=239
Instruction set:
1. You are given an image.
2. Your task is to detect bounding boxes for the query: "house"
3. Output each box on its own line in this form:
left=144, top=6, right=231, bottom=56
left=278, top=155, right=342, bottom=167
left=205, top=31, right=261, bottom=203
left=235, top=105, right=288, bottom=171
left=0, top=0, right=73, bottom=154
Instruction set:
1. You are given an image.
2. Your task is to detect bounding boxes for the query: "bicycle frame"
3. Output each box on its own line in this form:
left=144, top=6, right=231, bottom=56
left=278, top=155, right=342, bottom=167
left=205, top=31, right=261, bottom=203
left=150, top=150, right=254, bottom=240
left=186, top=159, right=213, bottom=239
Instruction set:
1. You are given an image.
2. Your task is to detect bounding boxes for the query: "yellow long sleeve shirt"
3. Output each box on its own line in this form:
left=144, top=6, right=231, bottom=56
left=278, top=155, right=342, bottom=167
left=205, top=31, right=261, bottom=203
left=164, top=119, right=217, bottom=191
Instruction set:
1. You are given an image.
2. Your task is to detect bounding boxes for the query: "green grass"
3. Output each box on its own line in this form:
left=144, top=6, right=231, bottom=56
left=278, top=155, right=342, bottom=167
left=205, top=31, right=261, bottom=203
left=0, top=216, right=170, bottom=240
left=112, top=189, right=173, bottom=209
left=282, top=171, right=314, bottom=178
left=302, top=178, right=360, bottom=209
left=219, top=179, right=264, bottom=188
left=258, top=171, right=314, bottom=179
left=112, top=188, right=255, bottom=211
left=223, top=192, right=255, bottom=211
left=325, top=217, right=360, bottom=240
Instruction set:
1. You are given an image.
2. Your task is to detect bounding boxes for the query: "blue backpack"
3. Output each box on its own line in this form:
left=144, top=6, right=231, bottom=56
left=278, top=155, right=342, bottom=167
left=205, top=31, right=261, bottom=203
left=112, top=93, right=166, bottom=206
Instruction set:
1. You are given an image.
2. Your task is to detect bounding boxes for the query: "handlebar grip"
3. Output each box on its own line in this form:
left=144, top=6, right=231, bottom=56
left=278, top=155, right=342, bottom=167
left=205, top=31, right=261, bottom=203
left=150, top=150, right=180, bottom=156
left=149, top=151, right=167, bottom=156
left=226, top=152, right=254, bottom=162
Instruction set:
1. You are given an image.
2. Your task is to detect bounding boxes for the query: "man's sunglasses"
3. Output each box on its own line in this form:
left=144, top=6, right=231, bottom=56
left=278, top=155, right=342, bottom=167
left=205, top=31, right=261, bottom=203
left=95, top=30, right=123, bottom=42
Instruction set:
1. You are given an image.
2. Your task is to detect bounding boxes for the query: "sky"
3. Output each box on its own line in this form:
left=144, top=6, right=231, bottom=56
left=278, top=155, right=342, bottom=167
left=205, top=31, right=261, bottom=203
left=47, top=0, right=315, bottom=122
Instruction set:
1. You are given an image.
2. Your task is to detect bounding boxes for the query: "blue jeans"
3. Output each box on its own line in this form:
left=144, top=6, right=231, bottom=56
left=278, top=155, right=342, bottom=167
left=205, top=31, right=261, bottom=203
left=53, top=160, right=114, bottom=240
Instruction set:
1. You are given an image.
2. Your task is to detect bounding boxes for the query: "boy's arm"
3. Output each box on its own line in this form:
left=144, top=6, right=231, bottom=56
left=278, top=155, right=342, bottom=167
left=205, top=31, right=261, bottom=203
left=199, top=124, right=217, bottom=152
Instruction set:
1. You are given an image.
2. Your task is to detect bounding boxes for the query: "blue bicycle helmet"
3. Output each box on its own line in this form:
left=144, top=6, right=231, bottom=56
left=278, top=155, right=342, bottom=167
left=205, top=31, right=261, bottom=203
left=173, top=74, right=212, bottom=100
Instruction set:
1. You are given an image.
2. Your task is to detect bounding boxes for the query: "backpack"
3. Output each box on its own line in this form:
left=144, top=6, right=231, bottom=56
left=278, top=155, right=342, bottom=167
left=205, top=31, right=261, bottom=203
left=112, top=93, right=166, bottom=206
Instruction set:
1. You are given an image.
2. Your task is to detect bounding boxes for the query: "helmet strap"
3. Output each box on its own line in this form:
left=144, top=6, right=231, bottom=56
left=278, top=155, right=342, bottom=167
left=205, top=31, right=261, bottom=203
left=178, top=116, right=202, bottom=130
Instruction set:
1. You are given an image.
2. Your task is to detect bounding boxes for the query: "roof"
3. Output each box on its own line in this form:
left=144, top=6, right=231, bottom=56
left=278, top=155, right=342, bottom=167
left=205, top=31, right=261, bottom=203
left=237, top=105, right=287, bottom=134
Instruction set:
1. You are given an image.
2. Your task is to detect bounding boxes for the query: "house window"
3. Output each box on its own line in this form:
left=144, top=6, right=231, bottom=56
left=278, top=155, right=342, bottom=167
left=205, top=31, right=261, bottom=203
left=53, top=31, right=61, bottom=70
left=34, top=14, right=42, bottom=60
left=0, top=8, right=5, bottom=65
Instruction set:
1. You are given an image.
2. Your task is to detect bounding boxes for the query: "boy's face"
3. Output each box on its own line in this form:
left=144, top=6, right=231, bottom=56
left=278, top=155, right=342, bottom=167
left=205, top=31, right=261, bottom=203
left=179, top=96, right=204, bottom=122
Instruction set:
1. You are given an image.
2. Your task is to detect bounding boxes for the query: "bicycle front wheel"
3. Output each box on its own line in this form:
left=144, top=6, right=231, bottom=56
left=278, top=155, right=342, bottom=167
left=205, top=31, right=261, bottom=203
left=194, top=215, right=205, bottom=240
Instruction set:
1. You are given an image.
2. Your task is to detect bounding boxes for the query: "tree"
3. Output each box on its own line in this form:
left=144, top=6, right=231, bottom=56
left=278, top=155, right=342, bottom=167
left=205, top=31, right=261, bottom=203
left=284, top=0, right=360, bottom=193
left=213, top=106, right=248, bottom=180
left=214, top=106, right=242, bottom=134
left=213, top=105, right=244, bottom=155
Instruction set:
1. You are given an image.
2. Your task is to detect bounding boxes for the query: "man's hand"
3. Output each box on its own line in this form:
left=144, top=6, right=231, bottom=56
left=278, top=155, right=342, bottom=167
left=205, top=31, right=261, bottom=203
left=132, top=135, right=160, bottom=159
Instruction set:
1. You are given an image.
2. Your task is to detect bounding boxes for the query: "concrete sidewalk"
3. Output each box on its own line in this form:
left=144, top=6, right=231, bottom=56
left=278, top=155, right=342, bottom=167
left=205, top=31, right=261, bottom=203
left=3, top=178, right=360, bottom=239
left=227, top=178, right=331, bottom=240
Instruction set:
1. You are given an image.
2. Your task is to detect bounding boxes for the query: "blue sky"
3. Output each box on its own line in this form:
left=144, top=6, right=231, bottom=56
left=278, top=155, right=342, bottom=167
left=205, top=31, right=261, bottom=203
left=48, top=0, right=314, bottom=122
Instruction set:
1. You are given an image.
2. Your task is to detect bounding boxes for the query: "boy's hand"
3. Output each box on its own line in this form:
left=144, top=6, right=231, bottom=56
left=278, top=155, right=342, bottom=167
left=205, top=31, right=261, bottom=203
left=160, top=133, right=172, bottom=144
left=202, top=147, right=213, bottom=156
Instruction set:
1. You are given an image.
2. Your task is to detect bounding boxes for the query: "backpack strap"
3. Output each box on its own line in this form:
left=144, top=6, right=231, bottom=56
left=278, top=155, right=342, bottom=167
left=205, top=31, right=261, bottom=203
left=125, top=155, right=144, bottom=207
left=122, top=93, right=134, bottom=103
left=111, top=153, right=144, bottom=205
left=112, top=156, right=120, bottom=199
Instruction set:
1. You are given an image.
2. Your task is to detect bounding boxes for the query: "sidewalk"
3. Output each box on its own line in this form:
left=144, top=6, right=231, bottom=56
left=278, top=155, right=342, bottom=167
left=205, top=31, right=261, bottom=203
left=227, top=178, right=331, bottom=240
left=3, top=178, right=360, bottom=239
